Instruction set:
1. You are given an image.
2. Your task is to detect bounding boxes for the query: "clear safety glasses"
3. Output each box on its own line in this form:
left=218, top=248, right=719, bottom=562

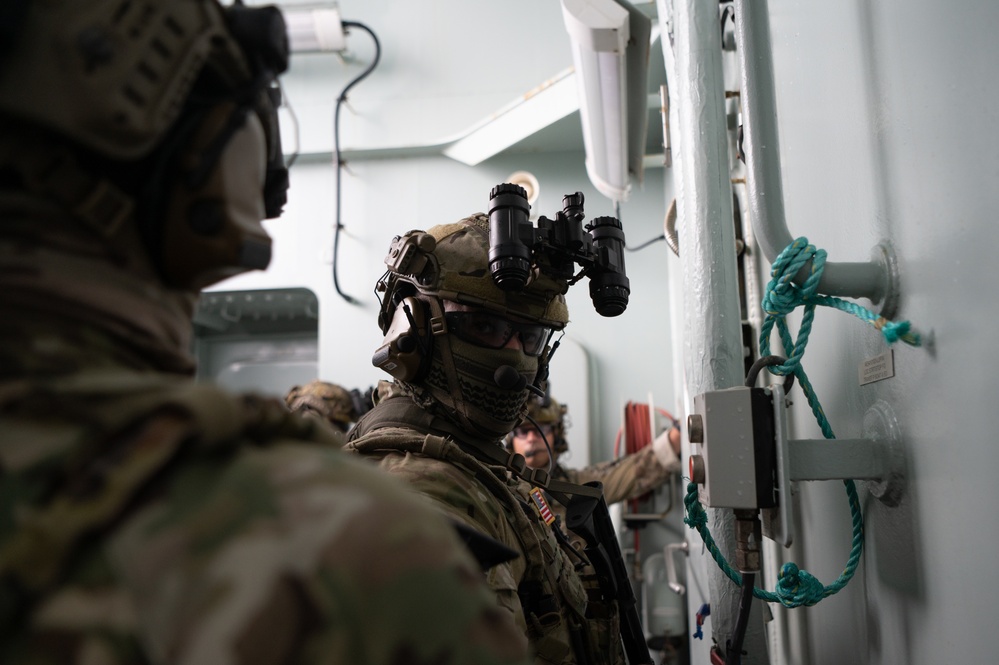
left=444, top=311, right=551, bottom=357
left=513, top=423, right=555, bottom=438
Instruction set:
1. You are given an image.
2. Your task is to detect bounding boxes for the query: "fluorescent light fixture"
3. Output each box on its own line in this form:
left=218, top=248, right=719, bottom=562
left=561, top=0, right=650, bottom=202
left=283, top=7, right=346, bottom=53
left=443, top=68, right=579, bottom=166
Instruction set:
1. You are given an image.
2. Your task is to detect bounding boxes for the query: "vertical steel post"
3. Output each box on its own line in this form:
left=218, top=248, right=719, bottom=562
left=674, top=0, right=769, bottom=662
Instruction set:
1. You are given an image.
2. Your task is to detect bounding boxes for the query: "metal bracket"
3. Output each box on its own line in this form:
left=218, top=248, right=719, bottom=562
left=873, top=242, right=901, bottom=320
left=862, top=400, right=906, bottom=507
left=761, top=383, right=794, bottom=547
left=762, top=385, right=906, bottom=548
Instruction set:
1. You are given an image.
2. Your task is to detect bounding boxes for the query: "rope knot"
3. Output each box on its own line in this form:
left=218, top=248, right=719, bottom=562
left=761, top=284, right=801, bottom=319
left=776, top=562, right=825, bottom=608
left=765, top=237, right=826, bottom=309
left=683, top=482, right=708, bottom=529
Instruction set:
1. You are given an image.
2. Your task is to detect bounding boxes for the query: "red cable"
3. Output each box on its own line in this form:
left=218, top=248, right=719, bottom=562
left=624, top=402, right=653, bottom=455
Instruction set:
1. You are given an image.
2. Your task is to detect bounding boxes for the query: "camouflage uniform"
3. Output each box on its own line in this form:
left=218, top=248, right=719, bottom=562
left=552, top=449, right=676, bottom=520
left=0, top=372, right=529, bottom=665
left=0, top=2, right=530, bottom=664
left=510, top=397, right=680, bottom=527
left=345, top=216, right=628, bottom=665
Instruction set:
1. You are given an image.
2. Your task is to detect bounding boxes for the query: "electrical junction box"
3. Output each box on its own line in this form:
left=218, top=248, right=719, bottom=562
left=691, top=386, right=777, bottom=510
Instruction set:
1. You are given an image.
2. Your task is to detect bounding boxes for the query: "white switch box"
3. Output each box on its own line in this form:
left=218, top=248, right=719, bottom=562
left=693, top=386, right=758, bottom=509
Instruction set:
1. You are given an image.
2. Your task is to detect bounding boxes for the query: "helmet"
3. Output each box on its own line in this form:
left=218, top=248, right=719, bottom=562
left=513, top=394, right=569, bottom=455
left=0, top=0, right=290, bottom=291
left=285, top=381, right=357, bottom=432
left=377, top=214, right=570, bottom=329
left=372, top=213, right=570, bottom=441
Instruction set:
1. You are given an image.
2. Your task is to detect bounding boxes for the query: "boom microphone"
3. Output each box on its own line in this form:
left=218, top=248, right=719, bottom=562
left=493, top=365, right=544, bottom=396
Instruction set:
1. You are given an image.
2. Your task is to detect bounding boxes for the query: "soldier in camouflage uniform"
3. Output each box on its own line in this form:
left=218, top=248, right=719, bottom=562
left=0, top=2, right=530, bottom=664
left=508, top=395, right=680, bottom=526
left=345, top=214, right=631, bottom=665
left=285, top=380, right=369, bottom=433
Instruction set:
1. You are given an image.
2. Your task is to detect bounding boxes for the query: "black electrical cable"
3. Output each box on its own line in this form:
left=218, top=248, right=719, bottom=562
left=745, top=354, right=796, bottom=393
left=625, top=234, right=666, bottom=252
left=726, top=571, right=755, bottom=665
left=332, top=21, right=381, bottom=305
left=523, top=412, right=555, bottom=476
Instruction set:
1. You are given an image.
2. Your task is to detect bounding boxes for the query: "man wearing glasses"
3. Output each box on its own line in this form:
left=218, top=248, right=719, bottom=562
left=508, top=395, right=681, bottom=528
left=346, top=213, right=628, bottom=665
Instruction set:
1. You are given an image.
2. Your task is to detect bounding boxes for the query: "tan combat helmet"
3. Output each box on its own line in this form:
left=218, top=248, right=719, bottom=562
left=518, top=394, right=570, bottom=455
left=0, top=0, right=290, bottom=290
left=285, top=381, right=359, bottom=432
left=371, top=213, right=570, bottom=440
left=377, top=214, right=570, bottom=332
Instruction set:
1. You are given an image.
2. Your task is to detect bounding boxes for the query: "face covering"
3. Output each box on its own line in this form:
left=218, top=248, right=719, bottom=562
left=423, top=335, right=539, bottom=441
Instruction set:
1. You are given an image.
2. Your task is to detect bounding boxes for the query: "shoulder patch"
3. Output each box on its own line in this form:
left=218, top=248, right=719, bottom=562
left=529, top=487, right=555, bottom=526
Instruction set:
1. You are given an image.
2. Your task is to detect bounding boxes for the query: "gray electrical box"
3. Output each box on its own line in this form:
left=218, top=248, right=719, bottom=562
left=692, top=386, right=758, bottom=509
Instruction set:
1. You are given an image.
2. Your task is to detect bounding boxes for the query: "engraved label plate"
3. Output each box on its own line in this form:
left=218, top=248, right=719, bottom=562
left=859, top=349, right=895, bottom=386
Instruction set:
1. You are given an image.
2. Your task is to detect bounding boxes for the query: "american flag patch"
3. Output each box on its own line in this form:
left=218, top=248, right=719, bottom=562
left=529, top=487, right=556, bottom=526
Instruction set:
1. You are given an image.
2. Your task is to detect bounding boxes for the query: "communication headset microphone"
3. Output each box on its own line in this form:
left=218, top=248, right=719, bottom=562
left=494, top=365, right=545, bottom=397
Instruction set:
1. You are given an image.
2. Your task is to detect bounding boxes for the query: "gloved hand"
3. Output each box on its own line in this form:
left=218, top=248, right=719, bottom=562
left=652, top=426, right=681, bottom=471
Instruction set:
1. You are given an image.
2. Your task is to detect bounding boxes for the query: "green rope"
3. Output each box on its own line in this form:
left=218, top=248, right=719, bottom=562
left=684, top=237, right=921, bottom=608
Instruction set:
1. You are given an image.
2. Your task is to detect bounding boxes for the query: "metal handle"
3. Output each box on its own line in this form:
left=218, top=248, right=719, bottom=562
left=664, top=540, right=689, bottom=595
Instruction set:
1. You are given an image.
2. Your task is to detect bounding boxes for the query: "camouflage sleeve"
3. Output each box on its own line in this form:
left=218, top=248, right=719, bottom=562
left=106, top=442, right=531, bottom=665
left=371, top=451, right=532, bottom=640
left=560, top=446, right=673, bottom=505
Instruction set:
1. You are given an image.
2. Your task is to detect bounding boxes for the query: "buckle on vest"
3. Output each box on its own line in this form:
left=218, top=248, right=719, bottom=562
left=430, top=315, right=447, bottom=335
left=527, top=467, right=550, bottom=487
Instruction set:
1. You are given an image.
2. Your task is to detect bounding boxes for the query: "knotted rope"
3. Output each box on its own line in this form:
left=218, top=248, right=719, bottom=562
left=684, top=237, right=921, bottom=608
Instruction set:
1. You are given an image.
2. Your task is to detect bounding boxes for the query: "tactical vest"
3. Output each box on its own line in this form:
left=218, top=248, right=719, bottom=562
left=346, top=396, right=626, bottom=665
left=0, top=372, right=342, bottom=640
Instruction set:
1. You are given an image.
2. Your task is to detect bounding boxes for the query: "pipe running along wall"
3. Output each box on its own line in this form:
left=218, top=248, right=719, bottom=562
left=672, top=0, right=769, bottom=662
left=733, top=0, right=895, bottom=313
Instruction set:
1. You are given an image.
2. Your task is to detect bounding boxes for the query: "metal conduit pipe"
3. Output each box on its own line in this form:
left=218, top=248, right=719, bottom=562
left=673, top=0, right=769, bottom=662
left=733, top=0, right=898, bottom=316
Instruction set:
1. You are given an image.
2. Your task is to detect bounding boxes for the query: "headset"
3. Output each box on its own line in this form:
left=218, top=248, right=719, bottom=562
left=371, top=295, right=434, bottom=383
left=138, top=3, right=291, bottom=290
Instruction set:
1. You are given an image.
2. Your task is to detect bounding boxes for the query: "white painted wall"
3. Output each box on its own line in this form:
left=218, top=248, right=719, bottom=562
left=654, top=0, right=999, bottom=663
left=707, top=1, right=999, bottom=663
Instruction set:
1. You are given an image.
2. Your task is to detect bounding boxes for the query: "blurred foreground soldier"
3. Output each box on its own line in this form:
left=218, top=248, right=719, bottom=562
left=509, top=395, right=680, bottom=524
left=346, top=207, right=638, bottom=664
left=0, top=3, right=529, bottom=664
left=285, top=380, right=370, bottom=433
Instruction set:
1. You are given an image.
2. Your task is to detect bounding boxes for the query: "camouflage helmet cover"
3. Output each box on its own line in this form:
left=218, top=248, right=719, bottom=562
left=285, top=380, right=357, bottom=429
left=515, top=394, right=569, bottom=455
left=0, top=0, right=263, bottom=160
left=524, top=394, right=567, bottom=427
left=379, top=214, right=570, bottom=331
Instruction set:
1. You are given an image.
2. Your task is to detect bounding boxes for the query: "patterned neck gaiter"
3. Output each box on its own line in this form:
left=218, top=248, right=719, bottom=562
left=423, top=335, right=539, bottom=441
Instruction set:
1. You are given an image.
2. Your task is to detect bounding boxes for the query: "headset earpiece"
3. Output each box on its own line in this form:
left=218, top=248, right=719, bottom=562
left=151, top=101, right=273, bottom=290
left=372, top=296, right=432, bottom=382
